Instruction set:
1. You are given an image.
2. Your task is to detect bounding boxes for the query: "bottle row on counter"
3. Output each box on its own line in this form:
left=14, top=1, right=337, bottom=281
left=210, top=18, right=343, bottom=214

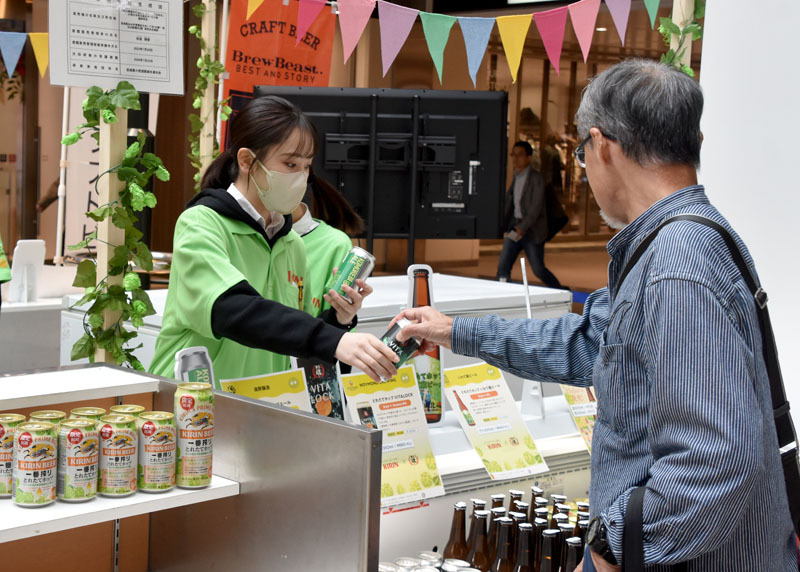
left=0, top=383, right=214, bottom=507
left=382, top=487, right=589, bottom=572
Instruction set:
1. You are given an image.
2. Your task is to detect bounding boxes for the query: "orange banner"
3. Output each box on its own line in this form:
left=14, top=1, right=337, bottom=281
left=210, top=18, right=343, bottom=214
left=223, top=0, right=336, bottom=146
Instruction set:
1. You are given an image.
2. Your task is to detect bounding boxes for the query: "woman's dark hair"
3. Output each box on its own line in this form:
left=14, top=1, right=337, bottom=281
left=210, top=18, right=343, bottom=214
left=306, top=167, right=365, bottom=237
left=201, top=96, right=318, bottom=190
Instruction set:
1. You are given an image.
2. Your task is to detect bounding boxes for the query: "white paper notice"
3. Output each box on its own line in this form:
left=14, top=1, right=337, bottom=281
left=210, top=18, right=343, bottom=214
left=49, top=0, right=184, bottom=95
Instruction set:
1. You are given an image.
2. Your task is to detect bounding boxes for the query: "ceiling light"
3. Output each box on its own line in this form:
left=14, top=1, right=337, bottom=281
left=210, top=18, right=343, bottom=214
left=596, top=27, right=608, bottom=32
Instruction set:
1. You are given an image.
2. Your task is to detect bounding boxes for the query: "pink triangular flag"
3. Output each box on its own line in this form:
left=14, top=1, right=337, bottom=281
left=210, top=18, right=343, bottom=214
left=377, top=0, right=418, bottom=77
left=338, top=0, right=376, bottom=64
left=569, top=0, right=601, bottom=62
left=296, top=0, right=327, bottom=46
left=533, top=7, right=568, bottom=75
left=605, top=0, right=631, bottom=46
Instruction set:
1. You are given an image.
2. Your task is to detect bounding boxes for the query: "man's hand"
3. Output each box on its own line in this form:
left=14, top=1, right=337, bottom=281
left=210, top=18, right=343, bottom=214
left=334, top=332, right=398, bottom=382
left=325, top=278, right=371, bottom=327
left=390, top=306, right=454, bottom=352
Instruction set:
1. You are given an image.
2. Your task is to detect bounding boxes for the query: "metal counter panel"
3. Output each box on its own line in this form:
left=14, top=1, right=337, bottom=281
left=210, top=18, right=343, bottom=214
left=149, top=381, right=382, bottom=572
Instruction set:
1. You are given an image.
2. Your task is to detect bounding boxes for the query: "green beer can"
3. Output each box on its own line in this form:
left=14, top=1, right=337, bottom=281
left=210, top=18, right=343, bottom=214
left=331, top=247, right=375, bottom=303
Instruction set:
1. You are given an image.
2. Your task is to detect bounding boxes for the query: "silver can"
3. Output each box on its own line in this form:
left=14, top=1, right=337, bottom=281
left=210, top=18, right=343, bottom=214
left=331, top=247, right=375, bottom=303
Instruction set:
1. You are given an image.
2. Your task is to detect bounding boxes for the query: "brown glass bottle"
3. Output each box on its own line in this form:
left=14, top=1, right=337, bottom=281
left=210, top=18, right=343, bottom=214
left=513, top=500, right=530, bottom=519
left=576, top=501, right=590, bottom=514
left=563, top=537, right=584, bottom=572
left=508, top=489, right=524, bottom=512
left=488, top=512, right=509, bottom=565
left=531, top=485, right=544, bottom=499
left=551, top=494, right=567, bottom=510
left=577, top=519, right=590, bottom=545
left=468, top=498, right=487, bottom=552
left=532, top=518, right=548, bottom=568
left=508, top=511, right=527, bottom=560
left=538, top=529, right=561, bottom=572
left=513, top=522, right=534, bottom=572
left=551, top=512, right=569, bottom=531
left=491, top=493, right=506, bottom=509
left=490, top=518, right=515, bottom=572
left=558, top=523, right=576, bottom=568
left=467, top=510, right=491, bottom=571
left=411, top=268, right=442, bottom=423
left=444, top=501, right=469, bottom=560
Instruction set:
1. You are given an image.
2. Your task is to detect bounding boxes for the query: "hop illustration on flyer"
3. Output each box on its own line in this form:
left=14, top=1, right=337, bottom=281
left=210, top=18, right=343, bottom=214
left=560, top=385, right=597, bottom=453
left=220, top=368, right=312, bottom=412
left=341, top=365, right=445, bottom=507
left=444, top=362, right=548, bottom=480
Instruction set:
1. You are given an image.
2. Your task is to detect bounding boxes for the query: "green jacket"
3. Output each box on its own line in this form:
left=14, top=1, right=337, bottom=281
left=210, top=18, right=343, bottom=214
left=300, top=220, right=352, bottom=317
left=0, top=236, right=10, bottom=283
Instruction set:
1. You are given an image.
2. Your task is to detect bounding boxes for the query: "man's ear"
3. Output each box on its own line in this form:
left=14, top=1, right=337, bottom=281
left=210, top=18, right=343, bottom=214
left=589, top=127, right=612, bottom=164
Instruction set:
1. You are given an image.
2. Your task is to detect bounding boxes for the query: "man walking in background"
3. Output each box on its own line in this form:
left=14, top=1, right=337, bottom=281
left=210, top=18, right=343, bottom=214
left=496, top=141, right=563, bottom=289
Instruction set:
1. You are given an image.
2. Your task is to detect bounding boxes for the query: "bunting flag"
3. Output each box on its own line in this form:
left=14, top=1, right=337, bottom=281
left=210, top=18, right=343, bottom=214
left=247, top=0, right=266, bottom=20
left=296, top=0, right=328, bottom=46
left=569, top=0, right=601, bottom=63
left=377, top=0, right=418, bottom=77
left=338, top=0, right=376, bottom=64
left=0, top=32, right=27, bottom=77
left=533, top=6, right=568, bottom=75
left=28, top=33, right=49, bottom=78
left=419, top=12, right=456, bottom=83
left=605, top=0, right=632, bottom=46
left=644, top=0, right=660, bottom=29
left=496, top=14, right=532, bottom=83
left=457, top=17, right=494, bottom=87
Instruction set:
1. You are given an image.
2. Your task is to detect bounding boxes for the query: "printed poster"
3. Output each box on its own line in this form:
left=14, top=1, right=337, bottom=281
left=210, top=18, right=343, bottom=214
left=342, top=366, right=446, bottom=507
left=445, top=362, right=549, bottom=480
left=295, top=357, right=346, bottom=420
left=560, top=385, right=597, bottom=453
left=220, top=368, right=312, bottom=412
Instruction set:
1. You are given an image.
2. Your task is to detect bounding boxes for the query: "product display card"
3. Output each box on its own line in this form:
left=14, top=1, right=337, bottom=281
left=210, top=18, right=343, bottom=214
left=294, top=357, right=347, bottom=421
left=560, top=385, right=597, bottom=453
left=220, top=368, right=312, bottom=413
left=444, top=362, right=549, bottom=480
left=49, top=0, right=184, bottom=94
left=341, top=366, right=446, bottom=507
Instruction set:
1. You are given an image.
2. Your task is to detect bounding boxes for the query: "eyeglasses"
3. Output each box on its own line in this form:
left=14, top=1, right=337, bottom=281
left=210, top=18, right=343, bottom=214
left=574, top=132, right=616, bottom=168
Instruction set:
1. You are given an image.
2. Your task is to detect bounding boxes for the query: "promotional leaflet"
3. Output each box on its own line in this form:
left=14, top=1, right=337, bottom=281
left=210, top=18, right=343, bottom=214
left=560, top=385, right=597, bottom=453
left=294, top=357, right=346, bottom=420
left=444, top=362, right=549, bottom=480
left=341, top=366, right=445, bottom=507
left=220, top=368, right=312, bottom=412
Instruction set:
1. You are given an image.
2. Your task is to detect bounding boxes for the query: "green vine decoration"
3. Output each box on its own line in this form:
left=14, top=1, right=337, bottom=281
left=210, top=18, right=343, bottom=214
left=61, top=81, right=170, bottom=370
left=659, top=0, right=705, bottom=78
left=188, top=2, right=231, bottom=191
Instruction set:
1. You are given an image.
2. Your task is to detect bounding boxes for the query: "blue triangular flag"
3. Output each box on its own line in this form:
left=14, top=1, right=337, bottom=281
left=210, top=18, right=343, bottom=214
left=0, top=32, right=27, bottom=77
left=457, top=17, right=495, bottom=87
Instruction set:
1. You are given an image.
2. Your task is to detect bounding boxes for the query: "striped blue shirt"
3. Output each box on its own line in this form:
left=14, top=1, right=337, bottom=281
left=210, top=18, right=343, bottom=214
left=453, top=186, right=797, bottom=570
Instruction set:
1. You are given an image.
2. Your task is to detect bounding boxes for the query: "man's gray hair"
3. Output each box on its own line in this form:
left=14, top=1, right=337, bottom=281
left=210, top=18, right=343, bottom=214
left=575, top=59, right=703, bottom=168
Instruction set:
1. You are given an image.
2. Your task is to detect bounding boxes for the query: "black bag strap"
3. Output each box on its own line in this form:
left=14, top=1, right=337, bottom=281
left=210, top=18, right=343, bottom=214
left=617, top=214, right=800, bottom=570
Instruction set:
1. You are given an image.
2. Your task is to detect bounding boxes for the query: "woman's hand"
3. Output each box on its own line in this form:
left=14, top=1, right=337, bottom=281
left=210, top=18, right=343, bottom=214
left=325, top=278, right=371, bottom=327
left=334, top=332, right=398, bottom=382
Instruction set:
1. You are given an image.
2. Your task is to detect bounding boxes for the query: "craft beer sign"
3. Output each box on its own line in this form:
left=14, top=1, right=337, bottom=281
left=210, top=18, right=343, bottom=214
left=49, top=0, right=184, bottom=95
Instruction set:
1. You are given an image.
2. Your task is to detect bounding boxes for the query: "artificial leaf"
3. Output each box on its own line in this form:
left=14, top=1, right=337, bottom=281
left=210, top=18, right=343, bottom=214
left=694, top=0, right=705, bottom=20
left=71, top=334, right=96, bottom=361
left=87, top=205, right=112, bottom=222
left=110, top=81, right=141, bottom=110
left=680, top=64, right=695, bottom=78
left=141, top=153, right=162, bottom=169
left=62, top=132, right=80, bottom=146
left=73, top=259, right=97, bottom=287
left=659, top=17, right=681, bottom=38
left=132, top=288, right=156, bottom=316
left=89, top=312, right=105, bottom=330
left=116, top=166, right=140, bottom=181
left=102, top=109, right=118, bottom=124
left=68, top=230, right=97, bottom=251
left=144, top=192, right=157, bottom=208
left=155, top=165, right=170, bottom=181
left=188, top=114, right=203, bottom=133
left=125, top=226, right=144, bottom=249
left=134, top=242, right=154, bottom=272
left=109, top=245, right=131, bottom=271
left=125, top=141, right=140, bottom=160
left=112, top=206, right=136, bottom=229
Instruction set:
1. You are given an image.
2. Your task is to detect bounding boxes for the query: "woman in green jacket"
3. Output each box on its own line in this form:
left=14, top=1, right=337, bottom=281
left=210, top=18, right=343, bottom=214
left=149, top=96, right=397, bottom=383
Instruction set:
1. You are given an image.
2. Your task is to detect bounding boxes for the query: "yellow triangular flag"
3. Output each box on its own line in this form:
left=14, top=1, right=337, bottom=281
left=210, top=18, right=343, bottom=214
left=496, top=14, right=532, bottom=83
left=247, top=0, right=266, bottom=20
left=28, top=33, right=49, bottom=78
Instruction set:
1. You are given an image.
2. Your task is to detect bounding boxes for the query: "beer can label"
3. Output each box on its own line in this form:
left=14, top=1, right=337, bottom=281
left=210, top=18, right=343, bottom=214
left=99, top=416, right=138, bottom=497
left=138, top=413, right=177, bottom=492
left=0, top=414, right=26, bottom=498
left=331, top=248, right=375, bottom=302
left=14, top=423, right=57, bottom=507
left=380, top=320, right=421, bottom=369
left=175, top=384, right=214, bottom=488
left=58, top=421, right=99, bottom=502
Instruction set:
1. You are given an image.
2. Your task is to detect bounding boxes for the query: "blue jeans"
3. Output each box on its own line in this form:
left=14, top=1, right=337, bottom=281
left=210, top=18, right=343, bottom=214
left=496, top=234, right=562, bottom=289
left=583, top=545, right=597, bottom=571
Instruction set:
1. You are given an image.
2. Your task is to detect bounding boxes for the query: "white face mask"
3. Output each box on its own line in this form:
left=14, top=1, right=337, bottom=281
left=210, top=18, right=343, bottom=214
left=247, top=150, right=308, bottom=215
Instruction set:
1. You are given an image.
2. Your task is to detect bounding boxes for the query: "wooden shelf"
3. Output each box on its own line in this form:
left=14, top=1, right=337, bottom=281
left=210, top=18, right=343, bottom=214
left=0, top=475, right=239, bottom=543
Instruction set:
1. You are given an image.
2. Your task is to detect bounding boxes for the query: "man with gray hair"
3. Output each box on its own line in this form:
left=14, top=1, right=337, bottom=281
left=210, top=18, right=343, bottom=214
left=393, top=59, right=797, bottom=570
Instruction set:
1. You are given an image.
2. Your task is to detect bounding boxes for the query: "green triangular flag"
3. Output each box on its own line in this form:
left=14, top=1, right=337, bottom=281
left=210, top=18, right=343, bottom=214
left=420, top=12, right=457, bottom=83
left=644, top=0, right=660, bottom=28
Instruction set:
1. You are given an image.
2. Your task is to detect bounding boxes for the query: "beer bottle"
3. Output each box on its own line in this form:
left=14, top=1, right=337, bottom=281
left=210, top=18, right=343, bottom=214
left=576, top=501, right=590, bottom=514
left=491, top=493, right=506, bottom=509
left=508, top=489, right=524, bottom=512
left=539, top=529, right=560, bottom=572
left=577, top=519, right=590, bottom=545
left=532, top=518, right=548, bottom=568
left=513, top=522, right=534, bottom=572
left=551, top=512, right=569, bottom=531
left=490, top=518, right=515, bottom=572
left=533, top=497, right=548, bottom=523
left=534, top=507, right=549, bottom=528
left=555, top=503, right=571, bottom=518
left=514, top=500, right=530, bottom=520
left=468, top=499, right=487, bottom=552
left=558, top=522, right=575, bottom=568
left=531, top=485, right=544, bottom=499
left=508, top=511, right=527, bottom=559
left=444, top=501, right=469, bottom=560
left=467, top=510, right=491, bottom=571
left=551, top=494, right=567, bottom=511
left=454, top=391, right=476, bottom=426
left=410, top=268, right=443, bottom=423
left=563, top=537, right=584, bottom=572
left=488, top=511, right=508, bottom=564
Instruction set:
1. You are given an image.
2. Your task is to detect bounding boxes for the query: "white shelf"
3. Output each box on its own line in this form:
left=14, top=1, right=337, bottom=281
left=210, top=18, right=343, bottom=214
left=0, top=475, right=239, bottom=543
left=0, top=366, right=159, bottom=410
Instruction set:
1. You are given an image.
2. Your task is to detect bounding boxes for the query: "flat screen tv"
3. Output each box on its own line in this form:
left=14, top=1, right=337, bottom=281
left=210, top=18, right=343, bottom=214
left=246, top=86, right=509, bottom=248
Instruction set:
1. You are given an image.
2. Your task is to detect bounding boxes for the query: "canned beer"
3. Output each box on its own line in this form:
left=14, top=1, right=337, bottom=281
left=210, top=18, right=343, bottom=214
left=70, top=407, right=107, bottom=421
left=58, top=418, right=99, bottom=502
left=380, top=318, right=421, bottom=369
left=138, top=411, right=177, bottom=493
left=175, top=383, right=214, bottom=488
left=331, top=247, right=375, bottom=303
left=110, top=404, right=146, bottom=418
left=14, top=421, right=57, bottom=507
left=29, top=410, right=67, bottom=428
left=0, top=413, right=26, bottom=498
left=99, top=414, right=138, bottom=497
left=176, top=347, right=214, bottom=385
